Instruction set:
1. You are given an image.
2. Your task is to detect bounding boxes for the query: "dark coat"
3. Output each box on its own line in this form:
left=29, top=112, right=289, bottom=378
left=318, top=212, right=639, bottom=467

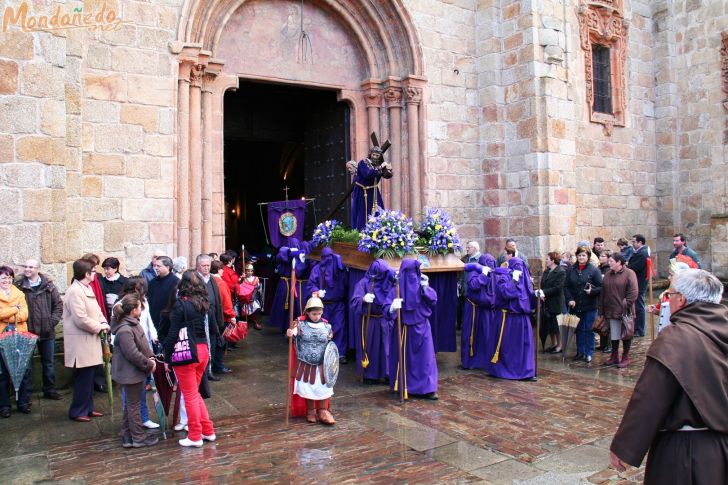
left=15, top=274, right=63, bottom=340
left=627, top=246, right=648, bottom=291
left=201, top=274, right=223, bottom=335
left=563, top=263, right=602, bottom=313
left=598, top=267, right=638, bottom=319
left=111, top=314, right=154, bottom=385
left=147, top=272, right=178, bottom=329
left=540, top=265, right=565, bottom=315
left=99, top=274, right=128, bottom=318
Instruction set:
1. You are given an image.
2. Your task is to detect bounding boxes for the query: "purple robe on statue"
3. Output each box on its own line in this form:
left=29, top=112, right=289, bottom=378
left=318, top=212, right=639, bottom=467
left=269, top=239, right=313, bottom=332
left=461, top=255, right=497, bottom=370
left=351, top=159, right=390, bottom=230
left=306, top=247, right=349, bottom=355
left=484, top=257, right=536, bottom=380
left=351, top=259, right=395, bottom=381
left=384, top=259, right=439, bottom=396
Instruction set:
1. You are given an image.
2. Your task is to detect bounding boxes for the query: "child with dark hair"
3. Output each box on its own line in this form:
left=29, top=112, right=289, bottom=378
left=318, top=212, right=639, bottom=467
left=111, top=293, right=158, bottom=448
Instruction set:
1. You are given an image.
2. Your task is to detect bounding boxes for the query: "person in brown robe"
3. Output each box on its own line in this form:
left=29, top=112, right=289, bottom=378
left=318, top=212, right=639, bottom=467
left=610, top=269, right=728, bottom=484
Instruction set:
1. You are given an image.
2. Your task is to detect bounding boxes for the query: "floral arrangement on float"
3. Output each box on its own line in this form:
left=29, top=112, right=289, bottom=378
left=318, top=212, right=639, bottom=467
left=310, top=219, right=342, bottom=247
left=358, top=210, right=417, bottom=258
left=417, top=208, right=462, bottom=255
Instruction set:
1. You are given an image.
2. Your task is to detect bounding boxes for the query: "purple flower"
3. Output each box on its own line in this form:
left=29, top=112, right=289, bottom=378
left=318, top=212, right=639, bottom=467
left=311, top=220, right=341, bottom=247
left=418, top=208, right=462, bottom=255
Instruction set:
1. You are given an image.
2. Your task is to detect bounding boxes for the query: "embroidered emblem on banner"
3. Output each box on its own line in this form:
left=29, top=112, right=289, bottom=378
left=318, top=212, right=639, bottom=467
left=278, top=211, right=297, bottom=237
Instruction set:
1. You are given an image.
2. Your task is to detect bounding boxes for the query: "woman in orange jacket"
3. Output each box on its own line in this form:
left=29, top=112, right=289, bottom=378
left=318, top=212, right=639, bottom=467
left=0, top=265, right=30, bottom=417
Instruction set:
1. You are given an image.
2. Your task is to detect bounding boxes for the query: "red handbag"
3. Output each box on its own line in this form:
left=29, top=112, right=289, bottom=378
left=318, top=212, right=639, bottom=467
left=238, top=279, right=257, bottom=304
left=223, top=321, right=248, bottom=344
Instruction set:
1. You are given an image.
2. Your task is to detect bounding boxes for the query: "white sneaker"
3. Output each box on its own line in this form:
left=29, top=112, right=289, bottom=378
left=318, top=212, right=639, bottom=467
left=174, top=422, right=188, bottom=431
left=202, top=434, right=216, bottom=442
left=143, top=420, right=160, bottom=429
left=178, top=438, right=203, bottom=447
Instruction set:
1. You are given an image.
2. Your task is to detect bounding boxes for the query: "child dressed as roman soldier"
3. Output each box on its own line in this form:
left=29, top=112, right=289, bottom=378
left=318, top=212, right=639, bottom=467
left=239, top=263, right=263, bottom=330
left=286, top=297, right=336, bottom=425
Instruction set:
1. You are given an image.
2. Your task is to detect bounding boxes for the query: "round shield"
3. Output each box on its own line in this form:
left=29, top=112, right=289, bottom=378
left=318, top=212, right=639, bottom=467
left=322, top=341, right=339, bottom=388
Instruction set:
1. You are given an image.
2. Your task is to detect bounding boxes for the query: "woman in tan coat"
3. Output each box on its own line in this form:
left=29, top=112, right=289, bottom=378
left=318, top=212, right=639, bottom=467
left=0, top=266, right=30, bottom=417
left=63, top=259, right=110, bottom=422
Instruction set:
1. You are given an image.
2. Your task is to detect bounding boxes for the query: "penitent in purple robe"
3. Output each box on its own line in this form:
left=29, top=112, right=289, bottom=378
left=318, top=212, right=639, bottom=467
left=351, top=159, right=390, bottom=230
left=461, top=254, right=497, bottom=370
left=484, top=257, right=535, bottom=379
left=269, top=239, right=314, bottom=332
left=306, top=247, right=349, bottom=355
left=384, top=259, right=439, bottom=396
left=351, top=259, right=395, bottom=380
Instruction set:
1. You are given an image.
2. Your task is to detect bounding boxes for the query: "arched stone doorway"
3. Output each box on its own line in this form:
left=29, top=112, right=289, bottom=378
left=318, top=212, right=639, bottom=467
left=172, top=0, right=426, bottom=257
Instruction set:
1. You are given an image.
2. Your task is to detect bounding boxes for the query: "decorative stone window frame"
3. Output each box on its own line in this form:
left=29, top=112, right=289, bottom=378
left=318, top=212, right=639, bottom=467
left=577, top=1, right=628, bottom=135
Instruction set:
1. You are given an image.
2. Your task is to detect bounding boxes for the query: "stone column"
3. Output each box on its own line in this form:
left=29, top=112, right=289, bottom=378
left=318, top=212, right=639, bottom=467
left=176, top=61, right=192, bottom=259
left=188, top=64, right=204, bottom=259
left=405, top=85, right=422, bottom=216
left=384, top=85, right=402, bottom=211
left=201, top=69, right=217, bottom=254
left=361, top=80, right=383, bottom=141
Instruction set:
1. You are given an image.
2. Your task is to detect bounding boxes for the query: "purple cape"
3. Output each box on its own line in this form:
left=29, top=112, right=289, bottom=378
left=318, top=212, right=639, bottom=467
left=484, top=263, right=535, bottom=379
left=306, top=248, right=348, bottom=353
left=268, top=244, right=313, bottom=331
left=350, top=260, right=395, bottom=379
left=383, top=259, right=439, bottom=395
left=461, top=263, right=497, bottom=369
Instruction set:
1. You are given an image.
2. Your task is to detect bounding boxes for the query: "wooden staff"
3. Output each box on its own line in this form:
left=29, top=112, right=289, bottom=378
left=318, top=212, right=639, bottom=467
left=395, top=276, right=405, bottom=403
left=285, top=257, right=297, bottom=426
left=361, top=280, right=374, bottom=375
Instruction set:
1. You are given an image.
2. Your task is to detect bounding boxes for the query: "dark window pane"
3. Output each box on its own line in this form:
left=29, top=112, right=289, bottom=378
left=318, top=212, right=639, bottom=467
left=592, top=45, right=612, bottom=114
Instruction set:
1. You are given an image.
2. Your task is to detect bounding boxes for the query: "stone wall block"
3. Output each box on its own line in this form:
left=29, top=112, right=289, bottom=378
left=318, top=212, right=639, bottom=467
left=84, top=73, right=127, bottom=102
left=94, top=124, right=144, bottom=153
left=17, top=136, right=67, bottom=165
left=82, top=199, right=121, bottom=221
left=1, top=163, right=46, bottom=188
left=144, top=180, right=174, bottom=198
left=0, top=59, right=19, bottom=94
left=81, top=175, right=103, bottom=197
left=86, top=44, right=112, bottom=70
left=103, top=175, right=145, bottom=198
left=82, top=99, right=120, bottom=123
left=122, top=198, right=173, bottom=221
left=65, top=84, right=81, bottom=115
left=127, top=75, right=174, bottom=106
left=143, top=134, right=174, bottom=156
left=41, top=99, right=67, bottom=137
left=149, top=222, right=174, bottom=244
left=0, top=135, right=13, bottom=163
left=22, top=189, right=66, bottom=222
left=40, top=222, right=67, bottom=263
left=0, top=188, right=22, bottom=223
left=127, top=155, right=161, bottom=179
left=0, top=30, right=34, bottom=59
left=22, top=64, right=65, bottom=98
left=39, top=33, right=66, bottom=67
left=82, top=153, right=125, bottom=175
left=104, top=221, right=148, bottom=252
left=11, top=224, right=41, bottom=265
left=121, top=105, right=159, bottom=132
left=0, top=96, right=37, bottom=133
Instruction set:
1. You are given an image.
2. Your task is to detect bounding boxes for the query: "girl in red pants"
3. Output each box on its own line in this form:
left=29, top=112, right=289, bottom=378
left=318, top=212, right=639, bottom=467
left=164, top=270, right=216, bottom=447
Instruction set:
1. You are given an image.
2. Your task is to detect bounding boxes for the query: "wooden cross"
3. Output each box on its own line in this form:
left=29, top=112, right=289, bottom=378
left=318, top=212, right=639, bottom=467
left=283, top=185, right=290, bottom=201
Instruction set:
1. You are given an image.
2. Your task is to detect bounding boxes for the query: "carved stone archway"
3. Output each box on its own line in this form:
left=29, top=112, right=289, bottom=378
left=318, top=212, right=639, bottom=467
left=172, top=0, right=426, bottom=257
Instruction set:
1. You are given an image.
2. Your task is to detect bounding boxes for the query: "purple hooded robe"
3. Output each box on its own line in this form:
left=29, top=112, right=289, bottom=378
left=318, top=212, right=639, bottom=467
left=484, top=257, right=536, bottom=379
left=269, top=239, right=314, bottom=332
left=461, top=254, right=497, bottom=370
left=383, top=259, right=439, bottom=396
left=351, top=259, right=395, bottom=380
left=306, top=247, right=349, bottom=355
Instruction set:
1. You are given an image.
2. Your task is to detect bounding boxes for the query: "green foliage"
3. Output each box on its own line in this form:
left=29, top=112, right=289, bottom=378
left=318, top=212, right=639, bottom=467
left=329, top=226, right=361, bottom=244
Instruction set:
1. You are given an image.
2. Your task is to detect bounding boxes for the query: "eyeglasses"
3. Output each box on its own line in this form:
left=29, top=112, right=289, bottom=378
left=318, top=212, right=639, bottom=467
left=666, top=291, right=682, bottom=298
left=24, top=266, right=37, bottom=269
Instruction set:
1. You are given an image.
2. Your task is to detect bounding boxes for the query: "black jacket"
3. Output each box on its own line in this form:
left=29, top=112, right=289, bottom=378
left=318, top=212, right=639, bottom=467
left=99, top=274, right=128, bottom=318
left=627, top=246, right=648, bottom=291
left=15, top=274, right=63, bottom=339
left=540, top=265, right=565, bottom=315
left=163, top=299, right=207, bottom=364
left=563, top=263, right=603, bottom=313
left=148, top=273, right=179, bottom=329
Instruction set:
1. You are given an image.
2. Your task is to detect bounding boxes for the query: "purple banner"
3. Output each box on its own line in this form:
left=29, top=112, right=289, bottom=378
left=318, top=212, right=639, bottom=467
left=267, top=200, right=306, bottom=248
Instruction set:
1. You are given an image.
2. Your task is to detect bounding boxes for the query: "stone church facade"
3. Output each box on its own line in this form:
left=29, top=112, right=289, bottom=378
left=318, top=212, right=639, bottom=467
left=1, top=0, right=727, bottom=288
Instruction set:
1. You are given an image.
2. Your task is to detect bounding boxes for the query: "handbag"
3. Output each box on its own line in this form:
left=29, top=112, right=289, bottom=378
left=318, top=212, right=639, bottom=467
left=621, top=308, right=635, bottom=340
left=223, top=321, right=248, bottom=344
left=169, top=304, right=198, bottom=366
left=593, top=314, right=609, bottom=336
left=199, top=372, right=211, bottom=399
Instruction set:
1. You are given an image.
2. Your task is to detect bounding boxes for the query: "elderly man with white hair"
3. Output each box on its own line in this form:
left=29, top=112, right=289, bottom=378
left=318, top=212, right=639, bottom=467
left=610, top=269, right=728, bottom=483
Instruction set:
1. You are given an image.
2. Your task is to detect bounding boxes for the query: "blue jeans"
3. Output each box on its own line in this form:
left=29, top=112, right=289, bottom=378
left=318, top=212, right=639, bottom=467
left=635, top=286, right=647, bottom=336
left=37, top=338, right=57, bottom=394
left=575, top=309, right=597, bottom=358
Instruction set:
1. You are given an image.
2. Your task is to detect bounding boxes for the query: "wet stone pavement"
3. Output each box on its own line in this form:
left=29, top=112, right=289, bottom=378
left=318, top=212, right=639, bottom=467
left=1, top=320, right=653, bottom=484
